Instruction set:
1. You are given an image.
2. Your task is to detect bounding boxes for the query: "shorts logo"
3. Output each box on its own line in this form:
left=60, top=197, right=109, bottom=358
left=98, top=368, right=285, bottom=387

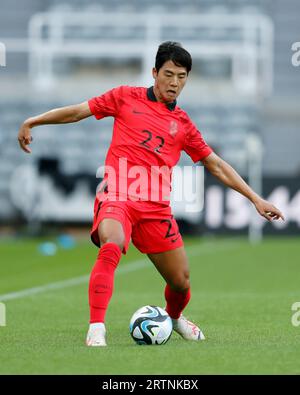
left=169, top=121, right=178, bottom=136
left=171, top=235, right=180, bottom=243
left=105, top=207, right=115, bottom=213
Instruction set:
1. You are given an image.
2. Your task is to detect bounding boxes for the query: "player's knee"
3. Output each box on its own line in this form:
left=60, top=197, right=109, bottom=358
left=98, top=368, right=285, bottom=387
left=99, top=231, right=124, bottom=251
left=98, top=219, right=125, bottom=251
left=169, top=271, right=190, bottom=292
left=100, top=237, right=124, bottom=251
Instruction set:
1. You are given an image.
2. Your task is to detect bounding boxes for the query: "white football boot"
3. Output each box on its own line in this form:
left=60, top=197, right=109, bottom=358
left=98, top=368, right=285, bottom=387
left=86, top=323, right=107, bottom=347
left=172, top=315, right=205, bottom=341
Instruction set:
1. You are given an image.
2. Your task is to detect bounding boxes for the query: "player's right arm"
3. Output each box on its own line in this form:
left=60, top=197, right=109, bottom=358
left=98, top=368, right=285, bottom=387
left=18, top=101, right=92, bottom=153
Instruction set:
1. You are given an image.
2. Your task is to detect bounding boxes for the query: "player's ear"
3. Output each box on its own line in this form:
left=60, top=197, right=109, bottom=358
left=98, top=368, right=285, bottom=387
left=152, top=67, right=158, bottom=80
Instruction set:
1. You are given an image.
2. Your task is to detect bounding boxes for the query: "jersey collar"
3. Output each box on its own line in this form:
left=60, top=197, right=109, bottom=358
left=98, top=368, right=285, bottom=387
left=147, top=86, right=177, bottom=111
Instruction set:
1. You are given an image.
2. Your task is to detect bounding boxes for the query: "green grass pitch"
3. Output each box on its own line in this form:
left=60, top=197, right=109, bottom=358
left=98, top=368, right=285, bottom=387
left=0, top=236, right=299, bottom=374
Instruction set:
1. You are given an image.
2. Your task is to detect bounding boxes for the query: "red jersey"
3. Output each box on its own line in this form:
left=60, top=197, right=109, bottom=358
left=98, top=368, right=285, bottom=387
left=88, top=86, right=212, bottom=205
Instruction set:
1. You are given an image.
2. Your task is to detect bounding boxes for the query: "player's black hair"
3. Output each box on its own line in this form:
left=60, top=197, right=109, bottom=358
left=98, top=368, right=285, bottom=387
left=155, top=41, right=192, bottom=74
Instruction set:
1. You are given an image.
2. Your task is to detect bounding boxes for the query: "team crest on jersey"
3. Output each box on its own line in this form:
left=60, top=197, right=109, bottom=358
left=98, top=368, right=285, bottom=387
left=169, top=121, right=178, bottom=136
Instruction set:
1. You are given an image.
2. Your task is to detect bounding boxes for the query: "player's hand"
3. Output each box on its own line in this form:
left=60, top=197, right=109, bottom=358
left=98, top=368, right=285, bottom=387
left=253, top=198, right=285, bottom=222
left=18, top=122, right=33, bottom=153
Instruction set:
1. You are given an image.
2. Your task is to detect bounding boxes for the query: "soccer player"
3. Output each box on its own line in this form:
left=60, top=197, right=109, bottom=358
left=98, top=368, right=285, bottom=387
left=18, top=42, right=284, bottom=347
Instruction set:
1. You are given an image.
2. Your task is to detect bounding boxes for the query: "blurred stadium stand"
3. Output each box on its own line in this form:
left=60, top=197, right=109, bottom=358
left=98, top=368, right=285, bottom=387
left=0, top=0, right=299, bottom=234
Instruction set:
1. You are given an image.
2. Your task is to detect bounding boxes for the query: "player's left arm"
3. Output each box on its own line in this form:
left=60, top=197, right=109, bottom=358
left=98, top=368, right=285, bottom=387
left=201, top=152, right=285, bottom=222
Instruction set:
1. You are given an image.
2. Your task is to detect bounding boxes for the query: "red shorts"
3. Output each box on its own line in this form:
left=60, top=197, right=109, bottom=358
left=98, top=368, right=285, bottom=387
left=90, top=198, right=183, bottom=254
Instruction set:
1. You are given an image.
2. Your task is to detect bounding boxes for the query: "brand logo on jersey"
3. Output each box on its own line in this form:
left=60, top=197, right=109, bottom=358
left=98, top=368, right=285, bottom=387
left=132, top=109, right=147, bottom=115
left=169, top=121, right=178, bottom=136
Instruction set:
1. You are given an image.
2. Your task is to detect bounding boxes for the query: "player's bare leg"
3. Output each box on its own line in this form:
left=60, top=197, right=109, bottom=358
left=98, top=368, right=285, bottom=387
left=86, top=218, right=124, bottom=347
left=147, top=247, right=205, bottom=341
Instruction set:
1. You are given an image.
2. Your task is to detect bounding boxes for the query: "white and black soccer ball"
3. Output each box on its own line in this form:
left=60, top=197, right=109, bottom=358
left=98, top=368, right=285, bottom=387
left=129, top=305, right=173, bottom=345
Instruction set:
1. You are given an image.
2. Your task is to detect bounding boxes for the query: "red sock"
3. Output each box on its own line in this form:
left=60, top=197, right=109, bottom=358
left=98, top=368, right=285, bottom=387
left=89, top=243, right=122, bottom=323
left=164, top=284, right=191, bottom=319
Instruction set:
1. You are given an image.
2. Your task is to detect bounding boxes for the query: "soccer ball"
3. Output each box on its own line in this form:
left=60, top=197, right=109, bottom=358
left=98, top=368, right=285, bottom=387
left=129, top=305, right=173, bottom=345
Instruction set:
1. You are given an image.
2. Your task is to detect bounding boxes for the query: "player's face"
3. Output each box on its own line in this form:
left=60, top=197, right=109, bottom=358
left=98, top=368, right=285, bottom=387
left=152, top=60, right=188, bottom=103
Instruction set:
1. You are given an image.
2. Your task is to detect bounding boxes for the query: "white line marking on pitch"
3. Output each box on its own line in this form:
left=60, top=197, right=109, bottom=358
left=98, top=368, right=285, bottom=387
left=0, top=240, right=238, bottom=302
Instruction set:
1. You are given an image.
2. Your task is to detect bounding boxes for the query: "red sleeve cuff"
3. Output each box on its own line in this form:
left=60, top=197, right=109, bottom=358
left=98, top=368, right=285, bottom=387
left=190, top=146, right=213, bottom=163
left=88, top=98, right=101, bottom=120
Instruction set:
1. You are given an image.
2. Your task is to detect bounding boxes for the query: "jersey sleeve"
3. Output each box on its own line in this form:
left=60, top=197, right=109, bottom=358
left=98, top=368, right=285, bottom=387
left=88, top=86, right=124, bottom=120
left=182, top=117, right=213, bottom=163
